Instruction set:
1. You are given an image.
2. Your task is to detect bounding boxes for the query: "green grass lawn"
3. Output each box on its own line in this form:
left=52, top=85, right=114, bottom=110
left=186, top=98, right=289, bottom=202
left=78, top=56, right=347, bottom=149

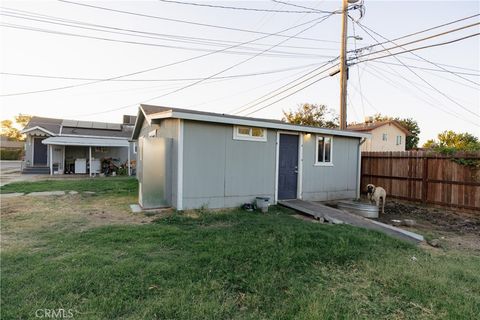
left=1, top=180, right=479, bottom=319
left=0, top=177, right=138, bottom=195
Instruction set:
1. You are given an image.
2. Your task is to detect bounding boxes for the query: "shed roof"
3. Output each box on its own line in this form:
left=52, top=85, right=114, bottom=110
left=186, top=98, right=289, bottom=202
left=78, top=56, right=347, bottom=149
left=133, top=105, right=371, bottom=140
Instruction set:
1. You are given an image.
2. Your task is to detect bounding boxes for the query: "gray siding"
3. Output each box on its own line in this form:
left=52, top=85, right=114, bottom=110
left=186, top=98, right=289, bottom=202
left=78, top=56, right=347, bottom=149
left=182, top=121, right=276, bottom=209
left=137, top=118, right=179, bottom=207
left=301, top=135, right=360, bottom=201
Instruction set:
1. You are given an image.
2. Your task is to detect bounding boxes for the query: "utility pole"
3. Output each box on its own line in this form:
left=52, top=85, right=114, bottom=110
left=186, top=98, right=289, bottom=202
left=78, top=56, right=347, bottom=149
left=339, top=0, right=361, bottom=129
left=339, top=0, right=349, bottom=130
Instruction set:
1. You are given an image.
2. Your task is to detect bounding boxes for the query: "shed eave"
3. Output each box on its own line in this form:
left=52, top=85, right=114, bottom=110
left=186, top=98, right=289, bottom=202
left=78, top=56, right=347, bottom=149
left=149, top=111, right=371, bottom=139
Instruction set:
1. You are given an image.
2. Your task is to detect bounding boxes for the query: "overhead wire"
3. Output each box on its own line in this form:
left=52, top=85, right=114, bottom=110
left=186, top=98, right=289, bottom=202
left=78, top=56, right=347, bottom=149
left=58, top=0, right=341, bottom=44
left=229, top=59, right=337, bottom=115
left=353, top=22, right=480, bottom=118
left=352, top=22, right=480, bottom=61
left=0, top=62, right=323, bottom=82
left=157, top=0, right=326, bottom=14
left=73, top=13, right=336, bottom=117
left=355, top=22, right=480, bottom=87
left=112, top=13, right=336, bottom=110
left=0, top=6, right=340, bottom=52
left=1, top=14, right=331, bottom=97
left=363, top=64, right=479, bottom=127
left=351, top=13, right=480, bottom=52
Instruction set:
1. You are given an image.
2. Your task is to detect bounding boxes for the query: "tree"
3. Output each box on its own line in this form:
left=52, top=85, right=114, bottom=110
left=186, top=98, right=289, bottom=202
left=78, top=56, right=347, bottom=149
left=15, top=114, right=32, bottom=128
left=282, top=103, right=338, bottom=128
left=0, top=114, right=32, bottom=141
left=364, top=113, right=420, bottom=150
left=396, top=118, right=420, bottom=150
left=423, top=130, right=480, bottom=151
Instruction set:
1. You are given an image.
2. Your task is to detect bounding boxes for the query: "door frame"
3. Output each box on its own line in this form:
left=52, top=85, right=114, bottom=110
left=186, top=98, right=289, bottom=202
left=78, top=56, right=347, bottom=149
left=274, top=131, right=303, bottom=203
left=32, top=137, right=48, bottom=166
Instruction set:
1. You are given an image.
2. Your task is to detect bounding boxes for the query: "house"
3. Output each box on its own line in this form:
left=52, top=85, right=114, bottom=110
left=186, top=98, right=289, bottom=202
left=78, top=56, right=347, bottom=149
left=131, top=105, right=370, bottom=210
left=21, top=115, right=137, bottom=175
left=347, top=118, right=410, bottom=152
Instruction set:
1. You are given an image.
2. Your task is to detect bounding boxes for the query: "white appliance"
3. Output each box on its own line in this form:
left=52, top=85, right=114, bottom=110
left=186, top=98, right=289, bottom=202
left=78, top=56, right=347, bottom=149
left=90, top=159, right=101, bottom=175
left=74, top=158, right=87, bottom=174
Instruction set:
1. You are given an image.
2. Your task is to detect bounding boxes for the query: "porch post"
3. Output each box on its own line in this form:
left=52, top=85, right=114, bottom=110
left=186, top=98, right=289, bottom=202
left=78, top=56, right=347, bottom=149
left=49, top=144, right=53, bottom=176
left=89, top=146, right=92, bottom=177
left=127, top=143, right=131, bottom=176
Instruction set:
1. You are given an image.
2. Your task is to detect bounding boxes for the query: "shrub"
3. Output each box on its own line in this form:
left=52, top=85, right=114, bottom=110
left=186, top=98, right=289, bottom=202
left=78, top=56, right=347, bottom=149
left=0, top=149, right=23, bottom=160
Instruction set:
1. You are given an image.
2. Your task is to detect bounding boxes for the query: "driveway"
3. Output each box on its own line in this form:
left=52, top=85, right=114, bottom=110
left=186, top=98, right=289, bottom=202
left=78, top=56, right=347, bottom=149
left=0, top=160, right=22, bottom=174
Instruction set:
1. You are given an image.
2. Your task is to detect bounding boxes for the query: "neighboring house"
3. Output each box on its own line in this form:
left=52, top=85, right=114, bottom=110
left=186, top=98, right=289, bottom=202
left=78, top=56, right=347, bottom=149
left=0, top=136, right=25, bottom=150
left=21, top=115, right=137, bottom=175
left=132, top=105, right=370, bottom=210
left=348, top=119, right=410, bottom=152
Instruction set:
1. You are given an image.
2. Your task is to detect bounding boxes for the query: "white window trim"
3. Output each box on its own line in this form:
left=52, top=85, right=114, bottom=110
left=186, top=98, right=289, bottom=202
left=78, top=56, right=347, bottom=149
left=133, top=142, right=137, bottom=154
left=314, top=135, right=334, bottom=167
left=233, top=125, right=267, bottom=142
left=396, top=135, right=402, bottom=145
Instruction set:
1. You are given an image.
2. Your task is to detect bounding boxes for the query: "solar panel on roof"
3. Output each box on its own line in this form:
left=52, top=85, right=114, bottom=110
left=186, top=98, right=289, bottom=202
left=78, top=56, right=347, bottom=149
left=107, top=123, right=122, bottom=130
left=92, top=122, right=108, bottom=129
left=77, top=121, right=93, bottom=128
left=62, top=120, right=78, bottom=127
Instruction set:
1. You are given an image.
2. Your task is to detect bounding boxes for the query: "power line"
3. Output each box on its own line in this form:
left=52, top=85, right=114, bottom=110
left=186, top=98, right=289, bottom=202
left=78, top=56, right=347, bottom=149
left=363, top=64, right=479, bottom=127
left=353, top=22, right=480, bottom=118
left=0, top=9, right=339, bottom=56
left=0, top=15, right=329, bottom=97
left=58, top=0, right=340, bottom=44
left=244, top=73, right=331, bottom=116
left=229, top=59, right=337, bottom=115
left=351, top=21, right=366, bottom=118
left=349, top=13, right=480, bottom=53
left=0, top=20, right=332, bottom=60
left=351, top=33, right=480, bottom=69
left=353, top=22, right=480, bottom=61
left=271, top=0, right=325, bottom=13
left=0, top=62, right=322, bottom=82
left=74, top=14, right=335, bottom=117
left=369, top=60, right=479, bottom=77
left=356, top=22, right=480, bottom=87
left=115, top=14, right=336, bottom=109
left=158, top=0, right=326, bottom=14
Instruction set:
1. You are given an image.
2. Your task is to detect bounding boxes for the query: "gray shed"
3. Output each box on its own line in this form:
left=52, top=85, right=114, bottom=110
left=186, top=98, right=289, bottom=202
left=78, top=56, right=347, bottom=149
left=132, top=105, right=370, bottom=210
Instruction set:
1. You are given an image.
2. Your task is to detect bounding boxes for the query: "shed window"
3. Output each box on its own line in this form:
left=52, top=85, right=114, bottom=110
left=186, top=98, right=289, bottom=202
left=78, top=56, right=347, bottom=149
left=316, top=135, right=333, bottom=165
left=396, top=135, right=402, bottom=145
left=233, top=126, right=267, bottom=141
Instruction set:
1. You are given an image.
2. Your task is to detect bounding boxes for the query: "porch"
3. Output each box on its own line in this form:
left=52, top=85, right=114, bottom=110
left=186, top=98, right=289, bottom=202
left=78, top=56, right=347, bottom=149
left=41, top=136, right=133, bottom=176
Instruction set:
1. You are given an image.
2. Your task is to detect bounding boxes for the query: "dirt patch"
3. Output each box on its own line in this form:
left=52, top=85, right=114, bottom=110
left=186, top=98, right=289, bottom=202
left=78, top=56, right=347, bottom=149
left=379, top=200, right=480, bottom=235
left=375, top=200, right=480, bottom=252
left=0, top=193, right=156, bottom=251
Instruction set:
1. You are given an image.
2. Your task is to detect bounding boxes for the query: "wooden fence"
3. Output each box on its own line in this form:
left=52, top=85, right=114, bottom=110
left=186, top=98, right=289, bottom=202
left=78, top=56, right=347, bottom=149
left=361, top=151, right=480, bottom=211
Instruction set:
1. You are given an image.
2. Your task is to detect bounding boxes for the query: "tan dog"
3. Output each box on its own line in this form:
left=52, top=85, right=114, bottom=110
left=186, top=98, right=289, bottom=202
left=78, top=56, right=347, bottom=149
left=366, top=184, right=387, bottom=214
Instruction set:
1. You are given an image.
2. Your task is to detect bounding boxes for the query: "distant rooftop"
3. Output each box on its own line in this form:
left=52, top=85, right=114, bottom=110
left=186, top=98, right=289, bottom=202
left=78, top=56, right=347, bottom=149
left=22, top=115, right=137, bottom=138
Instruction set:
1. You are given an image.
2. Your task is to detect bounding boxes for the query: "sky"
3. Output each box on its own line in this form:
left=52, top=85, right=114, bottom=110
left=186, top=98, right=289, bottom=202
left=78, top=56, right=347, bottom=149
left=0, top=0, right=479, bottom=144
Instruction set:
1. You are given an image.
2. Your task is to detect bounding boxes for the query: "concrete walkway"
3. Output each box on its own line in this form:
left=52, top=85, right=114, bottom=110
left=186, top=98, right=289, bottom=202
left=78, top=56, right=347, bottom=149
left=279, top=199, right=423, bottom=243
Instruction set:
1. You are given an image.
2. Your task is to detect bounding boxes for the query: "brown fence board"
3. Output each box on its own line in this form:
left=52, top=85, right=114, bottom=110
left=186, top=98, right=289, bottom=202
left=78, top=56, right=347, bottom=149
left=361, top=151, right=480, bottom=211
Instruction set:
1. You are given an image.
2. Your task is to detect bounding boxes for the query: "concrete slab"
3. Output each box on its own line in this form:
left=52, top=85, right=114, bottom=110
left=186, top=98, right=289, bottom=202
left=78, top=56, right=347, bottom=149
left=69, top=191, right=79, bottom=195
left=279, top=199, right=423, bottom=243
left=26, top=191, right=66, bottom=197
left=130, top=204, right=143, bottom=213
left=0, top=192, right=25, bottom=198
left=83, top=191, right=96, bottom=194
